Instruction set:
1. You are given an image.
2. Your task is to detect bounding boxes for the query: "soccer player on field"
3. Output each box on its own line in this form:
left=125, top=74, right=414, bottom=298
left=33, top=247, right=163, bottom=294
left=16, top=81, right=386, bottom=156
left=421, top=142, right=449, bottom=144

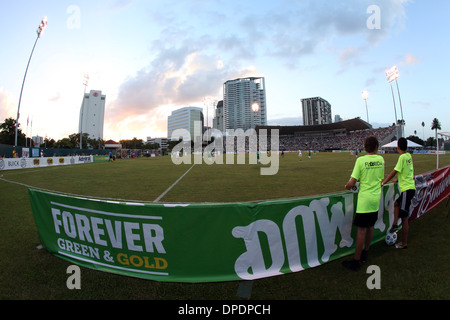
left=298, top=150, right=302, bottom=161
left=343, top=136, right=384, bottom=271
left=381, top=137, right=416, bottom=249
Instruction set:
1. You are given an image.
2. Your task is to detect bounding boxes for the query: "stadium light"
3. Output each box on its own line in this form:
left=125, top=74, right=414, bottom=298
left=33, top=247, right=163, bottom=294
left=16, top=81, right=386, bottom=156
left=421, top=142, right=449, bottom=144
left=251, top=102, right=260, bottom=113
left=14, top=17, right=48, bottom=147
left=385, top=65, right=399, bottom=83
left=251, top=102, right=260, bottom=131
left=385, top=65, right=405, bottom=137
left=361, top=90, right=369, bottom=123
left=385, top=65, right=402, bottom=137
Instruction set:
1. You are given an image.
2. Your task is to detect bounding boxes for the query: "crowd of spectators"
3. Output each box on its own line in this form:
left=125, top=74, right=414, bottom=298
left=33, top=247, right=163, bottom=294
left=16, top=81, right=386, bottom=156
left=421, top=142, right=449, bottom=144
left=220, top=125, right=397, bottom=152
left=279, top=126, right=397, bottom=151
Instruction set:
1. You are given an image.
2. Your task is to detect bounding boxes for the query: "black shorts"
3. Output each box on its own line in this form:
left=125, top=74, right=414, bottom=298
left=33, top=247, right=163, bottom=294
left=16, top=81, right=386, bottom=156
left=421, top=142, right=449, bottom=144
left=353, top=211, right=378, bottom=228
left=396, top=189, right=416, bottom=218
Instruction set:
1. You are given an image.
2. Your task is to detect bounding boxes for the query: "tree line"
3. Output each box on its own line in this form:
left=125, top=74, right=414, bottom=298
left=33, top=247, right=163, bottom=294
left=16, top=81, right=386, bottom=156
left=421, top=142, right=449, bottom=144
left=0, top=117, right=161, bottom=150
left=0, top=117, right=104, bottom=149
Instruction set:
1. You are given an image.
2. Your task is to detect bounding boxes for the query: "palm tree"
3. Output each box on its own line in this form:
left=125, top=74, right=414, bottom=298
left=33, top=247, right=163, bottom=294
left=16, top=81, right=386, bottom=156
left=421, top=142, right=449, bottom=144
left=431, top=118, right=441, bottom=168
left=431, top=118, right=441, bottom=143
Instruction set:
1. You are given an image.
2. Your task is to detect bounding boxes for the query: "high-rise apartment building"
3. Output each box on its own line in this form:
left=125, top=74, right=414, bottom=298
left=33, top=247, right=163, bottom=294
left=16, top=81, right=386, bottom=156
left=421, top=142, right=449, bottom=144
left=223, top=77, right=267, bottom=130
left=167, top=107, right=204, bottom=141
left=212, top=100, right=224, bottom=132
left=79, top=90, right=106, bottom=140
left=301, top=97, right=332, bottom=126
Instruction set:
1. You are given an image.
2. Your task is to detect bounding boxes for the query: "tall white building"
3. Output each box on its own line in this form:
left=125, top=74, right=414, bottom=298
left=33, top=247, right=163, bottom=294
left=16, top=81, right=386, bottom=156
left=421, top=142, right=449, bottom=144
left=79, top=90, right=106, bottom=140
left=223, top=77, right=267, bottom=130
left=301, top=97, right=332, bottom=126
left=167, top=107, right=204, bottom=141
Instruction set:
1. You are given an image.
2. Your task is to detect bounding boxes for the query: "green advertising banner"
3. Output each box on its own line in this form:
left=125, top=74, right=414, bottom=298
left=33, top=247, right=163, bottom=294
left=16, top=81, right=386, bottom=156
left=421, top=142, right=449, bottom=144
left=93, top=155, right=110, bottom=162
left=28, top=166, right=449, bottom=283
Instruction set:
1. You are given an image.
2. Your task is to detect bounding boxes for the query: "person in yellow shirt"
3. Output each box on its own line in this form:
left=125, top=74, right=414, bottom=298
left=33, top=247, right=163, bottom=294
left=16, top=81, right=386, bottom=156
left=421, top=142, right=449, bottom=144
left=343, top=136, right=384, bottom=271
left=381, top=137, right=416, bottom=249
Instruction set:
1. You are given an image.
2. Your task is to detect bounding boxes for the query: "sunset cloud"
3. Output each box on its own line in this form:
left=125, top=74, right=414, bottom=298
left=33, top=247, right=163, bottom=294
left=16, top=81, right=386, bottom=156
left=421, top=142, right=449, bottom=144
left=105, top=43, right=262, bottom=140
left=400, top=53, right=421, bottom=65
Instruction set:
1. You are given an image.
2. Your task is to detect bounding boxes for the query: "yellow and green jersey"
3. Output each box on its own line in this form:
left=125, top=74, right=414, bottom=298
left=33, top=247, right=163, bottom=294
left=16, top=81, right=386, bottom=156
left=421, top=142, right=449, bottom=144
left=394, top=152, right=415, bottom=192
left=351, top=154, right=385, bottom=213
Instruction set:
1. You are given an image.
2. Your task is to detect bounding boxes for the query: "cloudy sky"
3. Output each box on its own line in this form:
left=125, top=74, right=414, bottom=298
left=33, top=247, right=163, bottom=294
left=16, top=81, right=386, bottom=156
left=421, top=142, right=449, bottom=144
left=0, top=0, right=449, bottom=142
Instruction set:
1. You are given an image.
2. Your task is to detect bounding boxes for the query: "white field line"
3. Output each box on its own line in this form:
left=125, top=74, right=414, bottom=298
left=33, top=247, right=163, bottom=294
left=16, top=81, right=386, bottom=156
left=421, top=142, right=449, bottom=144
left=153, top=164, right=196, bottom=203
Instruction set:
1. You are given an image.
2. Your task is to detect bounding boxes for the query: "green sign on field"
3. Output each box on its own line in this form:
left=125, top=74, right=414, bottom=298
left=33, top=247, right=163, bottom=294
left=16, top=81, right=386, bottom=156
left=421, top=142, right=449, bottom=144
left=28, top=166, right=449, bottom=282
left=93, top=155, right=109, bottom=162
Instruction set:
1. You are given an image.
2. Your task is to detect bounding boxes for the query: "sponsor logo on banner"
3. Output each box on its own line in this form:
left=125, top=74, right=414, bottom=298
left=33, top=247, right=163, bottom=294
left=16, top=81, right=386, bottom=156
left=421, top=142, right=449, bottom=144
left=0, top=155, right=93, bottom=171
left=410, top=166, right=450, bottom=219
left=6, top=159, right=21, bottom=168
left=231, top=187, right=398, bottom=280
left=50, top=203, right=168, bottom=276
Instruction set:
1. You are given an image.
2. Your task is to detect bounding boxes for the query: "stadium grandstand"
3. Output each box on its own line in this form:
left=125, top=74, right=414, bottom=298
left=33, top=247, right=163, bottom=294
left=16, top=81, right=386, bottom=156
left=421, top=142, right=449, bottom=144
left=255, top=117, right=399, bottom=152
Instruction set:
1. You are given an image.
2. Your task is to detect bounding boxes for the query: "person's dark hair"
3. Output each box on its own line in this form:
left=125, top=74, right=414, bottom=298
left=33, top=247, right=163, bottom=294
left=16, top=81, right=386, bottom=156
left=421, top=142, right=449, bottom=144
left=397, top=137, right=407, bottom=151
left=364, top=136, right=379, bottom=153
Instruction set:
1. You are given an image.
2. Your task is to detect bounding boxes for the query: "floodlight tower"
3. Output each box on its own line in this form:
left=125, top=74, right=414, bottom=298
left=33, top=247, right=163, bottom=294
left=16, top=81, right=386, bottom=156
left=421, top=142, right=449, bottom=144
left=80, top=73, right=89, bottom=149
left=385, top=65, right=405, bottom=137
left=361, top=90, right=369, bottom=123
left=15, top=17, right=48, bottom=147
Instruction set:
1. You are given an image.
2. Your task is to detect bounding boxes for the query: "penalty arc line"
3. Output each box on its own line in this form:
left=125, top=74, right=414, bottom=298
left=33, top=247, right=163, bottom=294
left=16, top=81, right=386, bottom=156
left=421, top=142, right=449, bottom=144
left=153, top=164, right=196, bottom=203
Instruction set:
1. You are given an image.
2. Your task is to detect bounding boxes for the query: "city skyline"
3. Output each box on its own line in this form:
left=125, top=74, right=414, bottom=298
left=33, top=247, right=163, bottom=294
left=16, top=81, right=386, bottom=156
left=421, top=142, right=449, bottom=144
left=0, top=1, right=449, bottom=143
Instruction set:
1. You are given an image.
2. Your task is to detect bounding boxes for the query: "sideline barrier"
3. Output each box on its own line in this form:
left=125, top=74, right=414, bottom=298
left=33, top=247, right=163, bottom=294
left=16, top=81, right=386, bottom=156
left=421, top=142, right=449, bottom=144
left=29, top=166, right=449, bottom=283
left=0, top=156, right=93, bottom=171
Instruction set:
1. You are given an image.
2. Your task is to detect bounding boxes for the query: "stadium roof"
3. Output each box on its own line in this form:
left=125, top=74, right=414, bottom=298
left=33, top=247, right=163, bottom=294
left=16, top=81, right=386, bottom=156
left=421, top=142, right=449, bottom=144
left=382, top=140, right=423, bottom=148
left=256, top=117, right=372, bottom=136
left=105, top=140, right=121, bottom=149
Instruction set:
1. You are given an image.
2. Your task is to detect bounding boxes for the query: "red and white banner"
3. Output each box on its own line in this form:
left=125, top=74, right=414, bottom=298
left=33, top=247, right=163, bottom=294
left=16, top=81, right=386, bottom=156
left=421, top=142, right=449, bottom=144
left=410, top=165, right=450, bottom=221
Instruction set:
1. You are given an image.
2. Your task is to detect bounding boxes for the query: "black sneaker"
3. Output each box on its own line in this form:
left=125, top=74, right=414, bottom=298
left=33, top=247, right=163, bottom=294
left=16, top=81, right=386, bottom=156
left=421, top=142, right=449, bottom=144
left=342, top=259, right=361, bottom=271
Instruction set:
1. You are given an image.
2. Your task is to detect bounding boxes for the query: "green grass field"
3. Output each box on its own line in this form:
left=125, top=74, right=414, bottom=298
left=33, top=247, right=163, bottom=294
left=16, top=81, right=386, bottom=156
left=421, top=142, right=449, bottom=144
left=0, top=151, right=449, bottom=300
